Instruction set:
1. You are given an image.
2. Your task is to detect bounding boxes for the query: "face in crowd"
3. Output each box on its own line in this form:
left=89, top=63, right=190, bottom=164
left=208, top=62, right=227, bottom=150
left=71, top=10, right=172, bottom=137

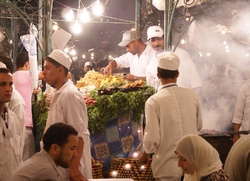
left=126, top=40, right=139, bottom=55
left=149, top=36, right=164, bottom=53
left=176, top=151, right=195, bottom=175
left=43, top=59, right=68, bottom=88
left=54, top=134, right=79, bottom=168
left=84, top=66, right=91, bottom=73
left=0, top=69, right=13, bottom=104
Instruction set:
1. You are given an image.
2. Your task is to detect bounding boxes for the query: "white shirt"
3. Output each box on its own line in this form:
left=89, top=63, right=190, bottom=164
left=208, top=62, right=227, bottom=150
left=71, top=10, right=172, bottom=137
left=146, top=47, right=202, bottom=90
left=232, top=80, right=250, bottom=131
left=0, top=106, right=23, bottom=180
left=44, top=80, right=92, bottom=179
left=115, top=43, right=155, bottom=76
left=143, top=84, right=203, bottom=179
left=8, top=88, right=26, bottom=157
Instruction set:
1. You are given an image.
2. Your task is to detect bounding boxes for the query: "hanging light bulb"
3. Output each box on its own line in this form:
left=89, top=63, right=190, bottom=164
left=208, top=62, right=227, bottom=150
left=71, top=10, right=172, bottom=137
left=52, top=22, right=59, bottom=31
left=92, top=0, right=104, bottom=16
left=79, top=8, right=90, bottom=23
left=64, top=9, right=75, bottom=21
left=71, top=21, right=82, bottom=34
left=64, top=47, right=69, bottom=53
left=70, top=49, right=76, bottom=56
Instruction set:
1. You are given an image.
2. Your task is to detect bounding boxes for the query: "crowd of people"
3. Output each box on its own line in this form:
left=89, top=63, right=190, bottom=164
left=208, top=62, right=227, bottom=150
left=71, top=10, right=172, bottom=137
left=0, top=24, right=249, bottom=181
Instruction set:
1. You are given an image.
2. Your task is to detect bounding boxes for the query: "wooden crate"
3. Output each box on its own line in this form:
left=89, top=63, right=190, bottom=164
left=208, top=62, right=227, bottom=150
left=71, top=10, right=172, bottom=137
left=92, top=157, right=104, bottom=178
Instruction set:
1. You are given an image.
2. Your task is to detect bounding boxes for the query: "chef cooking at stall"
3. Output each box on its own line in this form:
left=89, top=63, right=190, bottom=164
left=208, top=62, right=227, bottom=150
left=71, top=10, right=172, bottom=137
left=146, top=25, right=202, bottom=92
left=103, top=29, right=155, bottom=81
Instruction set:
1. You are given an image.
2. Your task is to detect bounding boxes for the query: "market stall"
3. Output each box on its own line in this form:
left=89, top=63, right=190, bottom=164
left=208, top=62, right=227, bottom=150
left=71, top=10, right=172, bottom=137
left=33, top=70, right=155, bottom=178
left=76, top=71, right=155, bottom=177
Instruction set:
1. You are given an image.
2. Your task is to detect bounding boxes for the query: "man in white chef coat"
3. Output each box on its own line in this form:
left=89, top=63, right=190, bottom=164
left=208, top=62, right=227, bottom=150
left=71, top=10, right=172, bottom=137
left=42, top=50, right=92, bottom=181
left=104, top=29, right=155, bottom=81
left=0, top=67, right=24, bottom=180
left=146, top=25, right=202, bottom=91
left=139, top=51, right=203, bottom=181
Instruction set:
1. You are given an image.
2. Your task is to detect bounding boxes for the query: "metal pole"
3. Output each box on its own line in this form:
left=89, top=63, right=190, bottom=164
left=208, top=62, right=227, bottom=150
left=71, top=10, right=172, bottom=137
left=44, top=0, right=54, bottom=57
left=135, top=0, right=141, bottom=34
left=11, top=0, right=18, bottom=66
left=164, top=0, right=171, bottom=51
left=38, top=0, right=43, bottom=65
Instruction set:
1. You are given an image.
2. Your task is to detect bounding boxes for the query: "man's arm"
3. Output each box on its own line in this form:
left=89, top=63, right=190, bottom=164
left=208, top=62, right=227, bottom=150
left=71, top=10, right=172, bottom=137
left=233, top=123, right=241, bottom=143
left=69, top=137, right=87, bottom=181
left=232, top=84, right=246, bottom=144
left=125, top=74, right=146, bottom=81
left=137, top=151, right=150, bottom=164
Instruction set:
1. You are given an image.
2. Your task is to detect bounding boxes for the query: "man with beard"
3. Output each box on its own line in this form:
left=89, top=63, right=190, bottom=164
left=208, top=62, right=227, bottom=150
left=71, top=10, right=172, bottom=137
left=145, top=25, right=202, bottom=91
left=10, top=123, right=79, bottom=181
left=104, top=29, right=155, bottom=81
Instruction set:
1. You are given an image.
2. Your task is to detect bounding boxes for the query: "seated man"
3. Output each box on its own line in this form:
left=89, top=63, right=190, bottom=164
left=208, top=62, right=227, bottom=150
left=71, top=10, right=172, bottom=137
left=10, top=123, right=79, bottom=181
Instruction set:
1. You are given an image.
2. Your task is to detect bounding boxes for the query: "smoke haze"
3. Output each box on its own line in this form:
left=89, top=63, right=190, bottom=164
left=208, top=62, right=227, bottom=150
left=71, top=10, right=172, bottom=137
left=183, top=0, right=250, bottom=131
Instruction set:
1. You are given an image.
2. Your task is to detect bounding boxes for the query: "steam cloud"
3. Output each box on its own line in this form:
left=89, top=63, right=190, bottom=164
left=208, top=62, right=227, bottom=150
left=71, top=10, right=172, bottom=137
left=184, top=0, right=250, bottom=131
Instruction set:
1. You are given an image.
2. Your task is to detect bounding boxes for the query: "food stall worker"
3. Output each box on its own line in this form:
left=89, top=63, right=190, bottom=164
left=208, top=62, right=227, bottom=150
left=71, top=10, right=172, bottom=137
left=232, top=80, right=250, bottom=143
left=42, top=50, right=92, bottom=180
left=83, top=61, right=93, bottom=74
left=146, top=25, right=202, bottom=91
left=103, top=29, right=155, bottom=81
left=140, top=52, right=203, bottom=181
left=0, top=68, right=24, bottom=180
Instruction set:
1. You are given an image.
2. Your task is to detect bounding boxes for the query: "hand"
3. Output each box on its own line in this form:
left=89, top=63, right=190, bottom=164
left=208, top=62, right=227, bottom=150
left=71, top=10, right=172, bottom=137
left=69, top=169, right=88, bottom=181
left=45, top=93, right=52, bottom=107
left=125, top=74, right=136, bottom=81
left=137, top=151, right=150, bottom=164
left=233, top=134, right=240, bottom=144
left=103, top=66, right=112, bottom=75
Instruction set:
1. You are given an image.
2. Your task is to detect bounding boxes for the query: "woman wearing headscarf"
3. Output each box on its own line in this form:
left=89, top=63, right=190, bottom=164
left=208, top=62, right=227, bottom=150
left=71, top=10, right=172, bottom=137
left=175, top=134, right=230, bottom=181
left=224, top=135, right=250, bottom=181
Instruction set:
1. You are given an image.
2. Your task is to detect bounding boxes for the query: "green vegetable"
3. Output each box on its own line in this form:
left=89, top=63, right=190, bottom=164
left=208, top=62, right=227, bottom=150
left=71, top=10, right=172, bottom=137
left=32, top=93, right=48, bottom=140
left=33, top=87, right=155, bottom=135
left=88, top=86, right=155, bottom=133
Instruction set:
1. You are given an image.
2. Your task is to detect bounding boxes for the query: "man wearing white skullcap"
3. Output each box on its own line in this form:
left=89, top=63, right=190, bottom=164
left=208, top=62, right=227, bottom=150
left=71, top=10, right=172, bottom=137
left=138, top=51, right=203, bottom=181
left=146, top=25, right=202, bottom=91
left=43, top=50, right=92, bottom=180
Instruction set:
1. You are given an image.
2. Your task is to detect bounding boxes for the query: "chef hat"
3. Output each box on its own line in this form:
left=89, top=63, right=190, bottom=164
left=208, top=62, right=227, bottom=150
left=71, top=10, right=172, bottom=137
left=147, top=26, right=164, bottom=40
left=48, top=49, right=72, bottom=69
left=0, top=62, right=6, bottom=68
left=84, top=61, right=92, bottom=67
left=118, top=30, right=141, bottom=47
left=157, top=51, right=180, bottom=70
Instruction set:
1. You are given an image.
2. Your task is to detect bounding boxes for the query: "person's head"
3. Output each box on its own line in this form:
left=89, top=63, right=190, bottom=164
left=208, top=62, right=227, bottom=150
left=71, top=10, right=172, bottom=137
left=157, top=51, right=180, bottom=80
left=84, top=61, right=92, bottom=73
left=175, top=134, right=222, bottom=179
left=16, top=52, right=29, bottom=70
left=43, top=50, right=72, bottom=88
left=0, top=68, right=13, bottom=106
left=147, top=26, right=164, bottom=53
left=118, top=30, right=141, bottom=55
left=0, top=56, right=14, bottom=73
left=43, top=122, right=78, bottom=168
